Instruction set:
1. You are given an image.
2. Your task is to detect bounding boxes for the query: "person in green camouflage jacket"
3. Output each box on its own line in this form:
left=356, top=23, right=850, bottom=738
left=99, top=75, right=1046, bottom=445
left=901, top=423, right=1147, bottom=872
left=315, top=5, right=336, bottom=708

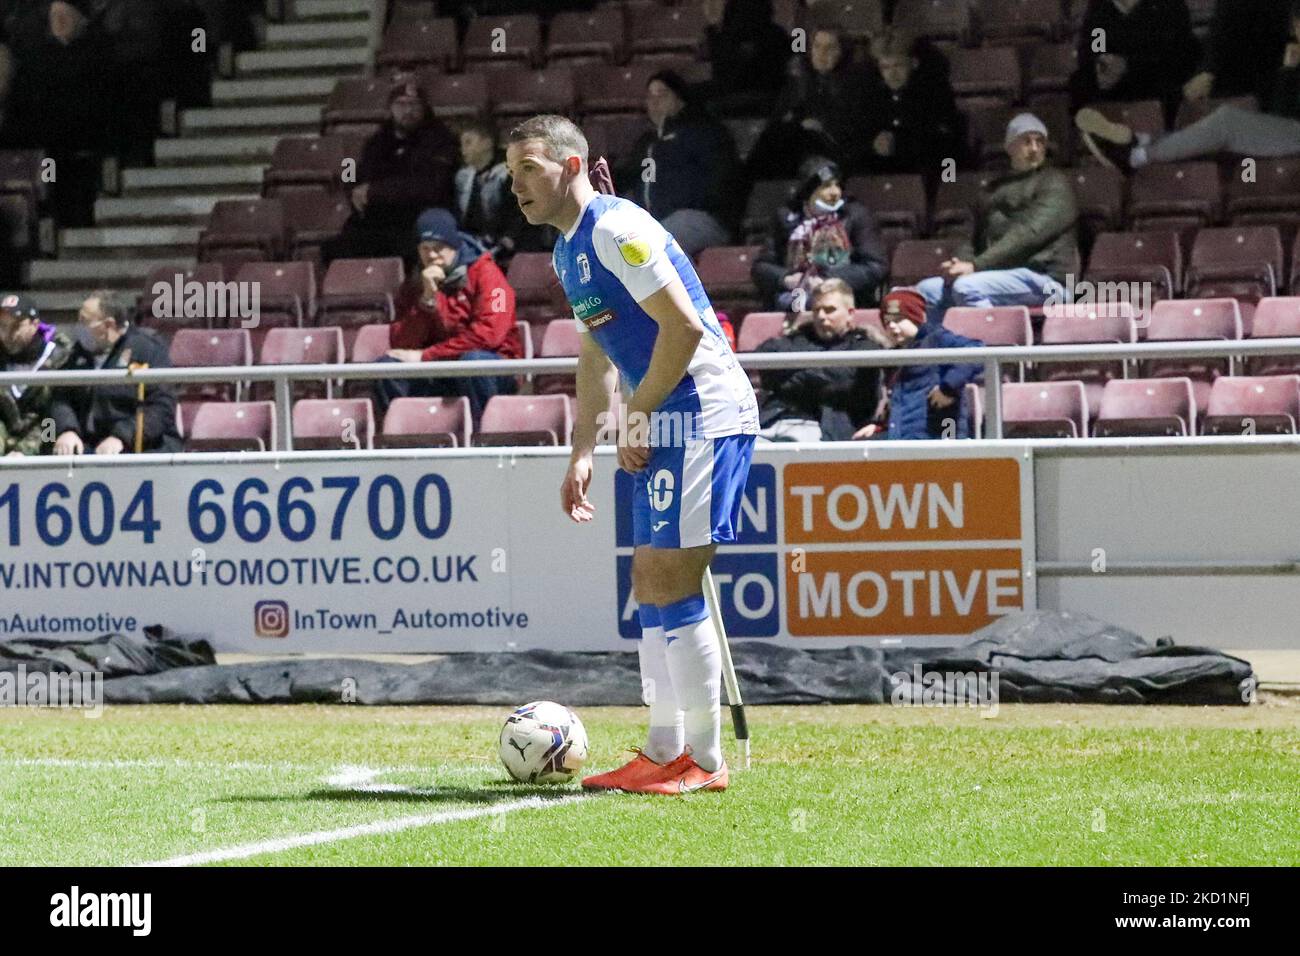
left=0, top=294, right=72, bottom=457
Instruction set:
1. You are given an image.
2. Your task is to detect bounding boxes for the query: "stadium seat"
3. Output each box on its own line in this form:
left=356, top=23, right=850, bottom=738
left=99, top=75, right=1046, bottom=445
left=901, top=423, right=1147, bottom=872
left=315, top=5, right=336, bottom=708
left=978, top=0, right=1064, bottom=44
left=964, top=100, right=1072, bottom=166
left=1143, top=298, right=1242, bottom=412
left=535, top=318, right=582, bottom=396
left=234, top=261, right=316, bottom=331
left=281, top=191, right=352, bottom=264
left=1040, top=302, right=1137, bottom=415
left=844, top=175, right=927, bottom=251
left=894, top=0, right=977, bottom=46
left=462, top=14, right=542, bottom=68
left=1226, top=156, right=1300, bottom=239
left=577, top=62, right=667, bottom=116
left=1244, top=297, right=1300, bottom=376
left=1002, top=380, right=1089, bottom=438
left=264, top=134, right=365, bottom=196
left=291, top=398, right=375, bottom=450
left=344, top=323, right=391, bottom=398
left=186, top=401, right=277, bottom=453
left=0, top=149, right=47, bottom=211
left=626, top=4, right=704, bottom=59
left=137, top=262, right=226, bottom=337
left=930, top=175, right=993, bottom=239
left=1083, top=230, right=1181, bottom=313
left=419, top=71, right=491, bottom=119
left=808, top=1, right=884, bottom=41
left=741, top=179, right=798, bottom=243
left=1026, top=42, right=1078, bottom=96
left=257, top=326, right=345, bottom=401
left=489, top=67, right=577, bottom=118
left=696, top=245, right=764, bottom=318
left=737, top=311, right=786, bottom=352
left=1069, top=165, right=1125, bottom=247
left=948, top=46, right=1021, bottom=110
left=942, top=305, right=1030, bottom=380
left=1127, top=161, right=1222, bottom=233
left=506, top=251, right=568, bottom=326
left=318, top=258, right=404, bottom=327
left=1294, top=231, right=1300, bottom=294
left=1094, top=377, right=1197, bottom=436
left=1184, top=226, right=1284, bottom=304
left=377, top=396, right=472, bottom=448
left=1202, top=374, right=1300, bottom=435
left=322, top=78, right=390, bottom=135
left=375, top=17, right=459, bottom=72
left=889, top=238, right=963, bottom=287
left=546, top=9, right=625, bottom=64
left=1083, top=99, right=1166, bottom=148
left=198, top=198, right=286, bottom=262
left=581, top=115, right=655, bottom=168
left=169, top=328, right=253, bottom=402
left=474, top=394, right=573, bottom=446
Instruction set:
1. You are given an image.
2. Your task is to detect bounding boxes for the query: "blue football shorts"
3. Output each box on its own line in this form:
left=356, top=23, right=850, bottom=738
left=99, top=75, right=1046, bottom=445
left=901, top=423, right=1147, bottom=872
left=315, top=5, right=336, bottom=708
left=630, top=434, right=755, bottom=549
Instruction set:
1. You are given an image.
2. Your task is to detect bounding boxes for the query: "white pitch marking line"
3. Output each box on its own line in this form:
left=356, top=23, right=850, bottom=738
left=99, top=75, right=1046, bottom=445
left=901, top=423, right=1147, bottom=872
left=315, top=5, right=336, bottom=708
left=0, top=756, right=466, bottom=774
left=133, top=794, right=588, bottom=867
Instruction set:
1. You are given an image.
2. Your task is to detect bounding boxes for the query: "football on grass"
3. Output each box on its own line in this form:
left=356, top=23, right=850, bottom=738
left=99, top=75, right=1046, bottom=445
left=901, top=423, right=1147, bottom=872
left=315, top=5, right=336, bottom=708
left=498, top=701, right=589, bottom=784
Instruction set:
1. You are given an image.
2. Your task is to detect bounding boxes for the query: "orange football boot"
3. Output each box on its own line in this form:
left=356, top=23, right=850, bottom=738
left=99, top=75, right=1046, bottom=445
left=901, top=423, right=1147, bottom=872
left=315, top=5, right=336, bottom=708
left=632, top=748, right=729, bottom=795
left=580, top=749, right=673, bottom=791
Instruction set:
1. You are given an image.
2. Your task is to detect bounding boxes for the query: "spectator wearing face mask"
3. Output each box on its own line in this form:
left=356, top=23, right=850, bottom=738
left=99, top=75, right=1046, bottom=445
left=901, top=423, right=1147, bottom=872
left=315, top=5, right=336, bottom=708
left=0, top=294, right=72, bottom=456
left=48, top=290, right=181, bottom=455
left=751, top=156, right=887, bottom=312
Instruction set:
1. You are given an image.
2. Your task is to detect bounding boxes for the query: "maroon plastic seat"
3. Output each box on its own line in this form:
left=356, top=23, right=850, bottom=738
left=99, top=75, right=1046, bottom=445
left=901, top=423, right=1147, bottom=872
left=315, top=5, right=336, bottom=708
left=506, top=251, right=568, bottom=324
left=1095, top=377, right=1197, bottom=436
left=696, top=245, right=764, bottom=316
left=576, top=62, right=662, bottom=116
left=547, top=9, right=624, bottom=64
left=462, top=14, right=542, bottom=67
left=889, top=238, right=963, bottom=287
left=258, top=326, right=344, bottom=380
left=581, top=115, right=655, bottom=169
left=186, top=401, right=277, bottom=452
left=737, top=312, right=785, bottom=352
left=1026, top=41, right=1077, bottom=95
left=419, top=71, right=491, bottom=119
left=1202, top=374, right=1300, bottom=435
left=264, top=134, right=365, bottom=196
left=1244, top=296, right=1300, bottom=376
left=169, top=328, right=253, bottom=402
left=1143, top=298, right=1242, bottom=412
left=322, top=78, right=390, bottom=135
left=979, top=0, right=1064, bottom=44
left=291, top=398, right=375, bottom=450
left=489, top=67, right=577, bottom=118
left=948, top=45, right=1021, bottom=110
left=375, top=17, right=458, bottom=72
left=1039, top=302, right=1137, bottom=415
left=943, top=305, right=1029, bottom=381
left=894, top=0, right=976, bottom=46
left=626, top=4, right=704, bottom=59
left=1002, top=380, right=1089, bottom=438
left=1227, top=156, right=1300, bottom=239
left=344, top=323, right=391, bottom=397
left=1184, top=226, right=1284, bottom=304
left=474, top=395, right=573, bottom=446
left=281, top=191, right=352, bottom=264
left=809, top=1, right=884, bottom=41
left=1294, top=232, right=1300, bottom=294
left=0, top=149, right=47, bottom=208
left=1069, top=165, right=1125, bottom=243
left=930, top=175, right=993, bottom=239
left=198, top=198, right=286, bottom=262
left=1083, top=230, right=1181, bottom=313
left=535, top=318, right=583, bottom=396
left=378, top=396, right=472, bottom=448
left=137, top=262, right=226, bottom=336
left=844, top=175, right=927, bottom=248
left=1127, top=161, right=1222, bottom=233
left=234, top=261, right=316, bottom=330
left=741, top=178, right=799, bottom=243
left=318, top=258, right=404, bottom=327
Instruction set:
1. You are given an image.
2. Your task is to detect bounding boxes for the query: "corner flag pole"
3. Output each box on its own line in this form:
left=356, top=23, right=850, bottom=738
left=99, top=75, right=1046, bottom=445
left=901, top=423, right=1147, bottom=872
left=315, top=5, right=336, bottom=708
left=704, top=568, right=750, bottom=770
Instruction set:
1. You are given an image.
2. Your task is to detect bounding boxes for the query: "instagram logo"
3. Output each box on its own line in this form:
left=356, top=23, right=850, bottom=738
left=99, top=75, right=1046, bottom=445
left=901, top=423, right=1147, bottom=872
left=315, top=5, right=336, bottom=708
left=254, top=600, right=290, bottom=638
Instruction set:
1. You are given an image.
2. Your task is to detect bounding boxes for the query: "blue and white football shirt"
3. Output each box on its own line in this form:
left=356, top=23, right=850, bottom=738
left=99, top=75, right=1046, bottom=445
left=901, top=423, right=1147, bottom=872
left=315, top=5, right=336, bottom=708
left=552, top=194, right=758, bottom=438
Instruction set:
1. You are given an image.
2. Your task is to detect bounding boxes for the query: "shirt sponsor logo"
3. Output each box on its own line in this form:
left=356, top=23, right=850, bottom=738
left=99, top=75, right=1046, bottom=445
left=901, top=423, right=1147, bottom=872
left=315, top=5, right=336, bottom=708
left=581, top=308, right=615, bottom=330
left=577, top=252, right=592, bottom=283
left=615, top=231, right=652, bottom=266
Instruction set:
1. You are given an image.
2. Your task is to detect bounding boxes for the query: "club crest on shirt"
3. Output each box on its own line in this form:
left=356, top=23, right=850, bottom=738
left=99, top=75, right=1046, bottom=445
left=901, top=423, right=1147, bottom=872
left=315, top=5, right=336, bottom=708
left=614, top=231, right=651, bottom=266
left=576, top=252, right=592, bottom=284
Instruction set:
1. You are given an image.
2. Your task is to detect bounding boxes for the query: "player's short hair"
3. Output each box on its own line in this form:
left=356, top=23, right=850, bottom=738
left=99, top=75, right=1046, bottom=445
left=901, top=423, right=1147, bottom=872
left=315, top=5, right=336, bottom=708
left=85, top=289, right=134, bottom=327
left=506, top=115, right=588, bottom=171
left=812, top=278, right=855, bottom=307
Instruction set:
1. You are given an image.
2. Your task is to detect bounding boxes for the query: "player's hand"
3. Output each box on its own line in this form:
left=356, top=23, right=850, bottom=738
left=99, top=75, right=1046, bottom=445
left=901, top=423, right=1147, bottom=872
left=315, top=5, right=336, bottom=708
left=54, top=431, right=83, bottom=456
left=928, top=386, right=956, bottom=409
left=96, top=436, right=125, bottom=455
left=617, top=419, right=650, bottom=473
left=560, top=455, right=595, bottom=523
left=1183, top=71, right=1214, bottom=101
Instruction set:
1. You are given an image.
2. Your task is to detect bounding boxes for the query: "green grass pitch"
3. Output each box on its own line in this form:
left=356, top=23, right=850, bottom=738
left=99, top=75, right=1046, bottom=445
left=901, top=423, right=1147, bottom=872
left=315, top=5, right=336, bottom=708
left=1, top=702, right=1297, bottom=866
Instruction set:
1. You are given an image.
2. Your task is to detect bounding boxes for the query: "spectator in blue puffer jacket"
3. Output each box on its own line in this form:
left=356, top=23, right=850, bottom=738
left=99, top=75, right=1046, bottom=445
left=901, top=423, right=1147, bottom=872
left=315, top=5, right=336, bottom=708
left=863, top=288, right=983, bottom=440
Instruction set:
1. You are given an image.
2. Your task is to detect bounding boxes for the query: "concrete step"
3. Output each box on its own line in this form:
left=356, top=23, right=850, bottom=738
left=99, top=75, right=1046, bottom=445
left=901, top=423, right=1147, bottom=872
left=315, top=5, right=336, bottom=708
left=122, top=164, right=266, bottom=195
left=95, top=193, right=258, bottom=227
left=26, top=257, right=196, bottom=289
left=59, top=225, right=203, bottom=259
left=29, top=290, right=105, bottom=316
left=235, top=46, right=369, bottom=76
left=265, top=20, right=370, bottom=47
left=292, top=0, right=372, bottom=20
left=155, top=135, right=281, bottom=166
left=211, top=76, right=338, bottom=106
left=180, top=104, right=322, bottom=136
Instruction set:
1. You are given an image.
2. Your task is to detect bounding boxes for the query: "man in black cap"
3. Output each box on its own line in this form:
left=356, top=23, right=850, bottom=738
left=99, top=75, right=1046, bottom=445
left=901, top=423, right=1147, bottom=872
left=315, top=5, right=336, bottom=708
left=0, top=294, right=72, bottom=456
left=328, top=77, right=459, bottom=262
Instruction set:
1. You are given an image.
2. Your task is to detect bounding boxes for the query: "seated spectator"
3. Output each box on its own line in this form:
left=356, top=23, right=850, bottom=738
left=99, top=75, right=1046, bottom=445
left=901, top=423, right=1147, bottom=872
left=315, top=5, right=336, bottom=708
left=1077, top=0, right=1300, bottom=168
left=916, top=114, right=1078, bottom=326
left=865, top=288, right=983, bottom=441
left=455, top=118, right=555, bottom=268
left=746, top=23, right=864, bottom=179
left=1069, top=0, right=1201, bottom=126
left=613, top=69, right=741, bottom=257
left=0, top=294, right=71, bottom=456
left=1181, top=0, right=1295, bottom=102
left=755, top=278, right=889, bottom=442
left=327, top=78, right=458, bottom=263
left=856, top=29, right=963, bottom=178
left=377, top=208, right=523, bottom=422
left=49, top=290, right=181, bottom=454
left=703, top=0, right=791, bottom=117
left=752, top=156, right=887, bottom=312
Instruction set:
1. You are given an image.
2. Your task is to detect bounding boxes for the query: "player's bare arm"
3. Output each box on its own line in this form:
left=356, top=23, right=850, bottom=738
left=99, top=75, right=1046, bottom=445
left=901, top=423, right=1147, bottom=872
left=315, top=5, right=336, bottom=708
left=562, top=332, right=617, bottom=523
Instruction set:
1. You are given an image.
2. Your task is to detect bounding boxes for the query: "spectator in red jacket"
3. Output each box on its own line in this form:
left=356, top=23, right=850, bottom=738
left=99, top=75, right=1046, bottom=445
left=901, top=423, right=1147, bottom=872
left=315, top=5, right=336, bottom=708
left=376, top=208, right=523, bottom=422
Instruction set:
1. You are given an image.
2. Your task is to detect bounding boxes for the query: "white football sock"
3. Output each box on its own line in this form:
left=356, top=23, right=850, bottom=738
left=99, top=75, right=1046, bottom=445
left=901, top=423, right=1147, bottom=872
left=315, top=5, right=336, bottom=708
left=663, top=604, right=723, bottom=773
left=637, top=619, right=683, bottom=763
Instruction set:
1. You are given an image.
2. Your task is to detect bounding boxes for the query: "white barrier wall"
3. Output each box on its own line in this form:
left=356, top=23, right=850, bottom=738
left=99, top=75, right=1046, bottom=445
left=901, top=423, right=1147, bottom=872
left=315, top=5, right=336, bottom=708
left=0, top=441, right=1294, bottom=652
